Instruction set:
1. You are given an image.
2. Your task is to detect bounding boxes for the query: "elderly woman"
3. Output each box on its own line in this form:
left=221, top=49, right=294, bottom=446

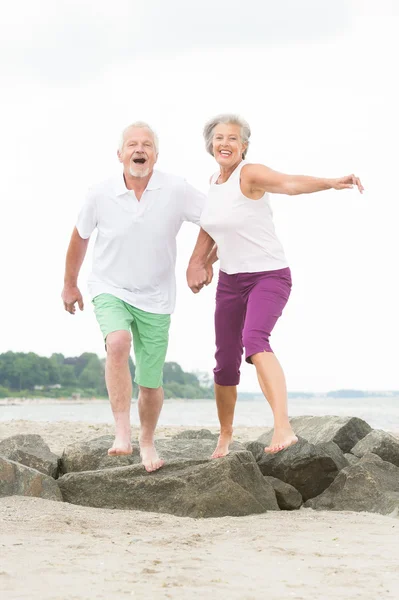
left=187, top=113, right=363, bottom=458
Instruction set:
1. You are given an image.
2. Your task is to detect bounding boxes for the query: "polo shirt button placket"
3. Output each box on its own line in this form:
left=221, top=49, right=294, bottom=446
left=136, top=190, right=148, bottom=218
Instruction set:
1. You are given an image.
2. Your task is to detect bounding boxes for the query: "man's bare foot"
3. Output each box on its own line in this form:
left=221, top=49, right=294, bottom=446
left=211, top=430, right=233, bottom=459
left=264, top=427, right=298, bottom=455
left=139, top=442, right=164, bottom=473
left=108, top=440, right=132, bottom=456
left=108, top=437, right=132, bottom=456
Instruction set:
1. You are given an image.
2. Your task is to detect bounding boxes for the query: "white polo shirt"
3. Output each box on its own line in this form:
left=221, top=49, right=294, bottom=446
left=76, top=170, right=205, bottom=314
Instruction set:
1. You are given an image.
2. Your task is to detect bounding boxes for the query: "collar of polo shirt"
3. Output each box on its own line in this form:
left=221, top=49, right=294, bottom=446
left=115, top=171, right=163, bottom=196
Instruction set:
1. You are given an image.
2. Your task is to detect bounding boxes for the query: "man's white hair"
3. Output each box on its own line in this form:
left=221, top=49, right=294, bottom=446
left=119, top=121, right=159, bottom=153
left=203, top=113, right=251, bottom=159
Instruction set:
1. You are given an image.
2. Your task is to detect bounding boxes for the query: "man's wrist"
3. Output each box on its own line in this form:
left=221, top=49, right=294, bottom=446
left=64, top=279, right=78, bottom=287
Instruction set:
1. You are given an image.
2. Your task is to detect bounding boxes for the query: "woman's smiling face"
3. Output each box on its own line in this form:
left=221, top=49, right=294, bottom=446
left=212, top=123, right=247, bottom=168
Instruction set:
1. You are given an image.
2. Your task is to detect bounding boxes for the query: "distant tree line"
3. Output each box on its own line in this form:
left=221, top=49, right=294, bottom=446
left=0, top=352, right=213, bottom=400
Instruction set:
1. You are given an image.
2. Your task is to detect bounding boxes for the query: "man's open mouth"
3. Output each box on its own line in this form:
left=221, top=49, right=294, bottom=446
left=132, top=158, right=146, bottom=164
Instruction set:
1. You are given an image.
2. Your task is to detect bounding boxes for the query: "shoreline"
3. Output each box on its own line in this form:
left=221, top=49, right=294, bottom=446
left=2, top=392, right=399, bottom=405
left=0, top=397, right=109, bottom=405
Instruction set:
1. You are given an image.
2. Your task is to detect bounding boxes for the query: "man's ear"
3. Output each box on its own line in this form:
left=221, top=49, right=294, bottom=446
left=117, top=149, right=123, bottom=163
left=154, top=152, right=159, bottom=165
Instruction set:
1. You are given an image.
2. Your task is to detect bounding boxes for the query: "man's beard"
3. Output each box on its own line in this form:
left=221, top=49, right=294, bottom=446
left=129, top=165, right=150, bottom=178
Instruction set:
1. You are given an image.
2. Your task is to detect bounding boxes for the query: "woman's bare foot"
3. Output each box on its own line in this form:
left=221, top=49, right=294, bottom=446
left=211, top=429, right=233, bottom=459
left=139, top=440, right=164, bottom=472
left=264, top=427, right=298, bottom=454
left=107, top=437, right=132, bottom=456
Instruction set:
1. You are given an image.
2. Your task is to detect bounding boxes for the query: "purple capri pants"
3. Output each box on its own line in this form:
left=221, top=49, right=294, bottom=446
left=214, top=267, right=292, bottom=386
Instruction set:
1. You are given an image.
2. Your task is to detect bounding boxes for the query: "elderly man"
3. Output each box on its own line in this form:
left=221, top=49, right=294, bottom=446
left=61, top=122, right=207, bottom=472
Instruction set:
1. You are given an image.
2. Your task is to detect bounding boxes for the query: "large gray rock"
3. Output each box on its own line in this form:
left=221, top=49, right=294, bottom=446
left=60, top=436, right=141, bottom=473
left=61, top=434, right=245, bottom=473
left=245, top=441, right=265, bottom=462
left=265, top=476, right=303, bottom=510
left=58, top=451, right=279, bottom=517
left=305, top=453, right=399, bottom=516
left=254, top=437, right=348, bottom=501
left=0, top=456, right=62, bottom=501
left=257, top=416, right=372, bottom=453
left=344, top=453, right=360, bottom=466
left=0, top=434, right=60, bottom=478
left=172, top=429, right=218, bottom=440
left=155, top=437, right=245, bottom=462
left=351, top=430, right=399, bottom=467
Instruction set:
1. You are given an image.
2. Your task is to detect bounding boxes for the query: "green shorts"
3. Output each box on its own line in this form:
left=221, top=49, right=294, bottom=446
left=92, top=293, right=171, bottom=389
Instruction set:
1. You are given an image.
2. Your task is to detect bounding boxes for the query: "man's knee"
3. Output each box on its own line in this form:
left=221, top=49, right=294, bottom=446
left=106, top=330, right=131, bottom=359
left=139, top=385, right=162, bottom=400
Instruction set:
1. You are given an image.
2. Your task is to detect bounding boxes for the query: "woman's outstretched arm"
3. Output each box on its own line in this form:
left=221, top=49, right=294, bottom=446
left=242, top=164, right=364, bottom=196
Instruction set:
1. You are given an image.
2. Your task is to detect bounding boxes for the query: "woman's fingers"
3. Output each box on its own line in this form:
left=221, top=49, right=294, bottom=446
left=355, top=176, right=364, bottom=193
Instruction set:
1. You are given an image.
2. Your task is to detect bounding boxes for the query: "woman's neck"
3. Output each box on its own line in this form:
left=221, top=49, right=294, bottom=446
left=218, top=159, right=242, bottom=183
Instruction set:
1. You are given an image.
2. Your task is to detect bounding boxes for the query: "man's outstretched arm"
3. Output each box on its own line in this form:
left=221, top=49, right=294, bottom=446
left=187, top=228, right=215, bottom=293
left=61, top=227, right=89, bottom=314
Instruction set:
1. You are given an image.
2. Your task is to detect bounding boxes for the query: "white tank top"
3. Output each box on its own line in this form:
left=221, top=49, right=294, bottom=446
left=200, top=161, right=289, bottom=274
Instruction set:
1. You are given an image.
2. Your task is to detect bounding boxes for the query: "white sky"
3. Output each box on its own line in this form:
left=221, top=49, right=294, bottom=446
left=1, top=0, right=398, bottom=392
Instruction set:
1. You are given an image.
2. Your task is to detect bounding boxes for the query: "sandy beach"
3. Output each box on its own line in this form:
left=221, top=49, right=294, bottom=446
left=1, top=421, right=399, bottom=599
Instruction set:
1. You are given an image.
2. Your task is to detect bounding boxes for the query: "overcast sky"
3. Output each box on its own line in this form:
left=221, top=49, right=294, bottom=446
left=1, top=0, right=398, bottom=392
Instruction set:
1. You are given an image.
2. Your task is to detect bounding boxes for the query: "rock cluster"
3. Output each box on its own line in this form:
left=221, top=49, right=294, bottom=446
left=1, top=417, right=398, bottom=518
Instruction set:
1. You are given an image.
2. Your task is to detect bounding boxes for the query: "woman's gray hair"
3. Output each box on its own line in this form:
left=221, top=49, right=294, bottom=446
left=203, top=113, right=251, bottom=159
left=119, top=121, right=159, bottom=153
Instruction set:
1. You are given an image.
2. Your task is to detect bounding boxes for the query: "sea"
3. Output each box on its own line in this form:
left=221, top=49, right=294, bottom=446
left=1, top=396, right=399, bottom=432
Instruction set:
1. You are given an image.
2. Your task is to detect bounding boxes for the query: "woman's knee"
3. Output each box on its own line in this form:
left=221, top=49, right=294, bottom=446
left=214, top=363, right=240, bottom=386
left=242, top=330, right=271, bottom=358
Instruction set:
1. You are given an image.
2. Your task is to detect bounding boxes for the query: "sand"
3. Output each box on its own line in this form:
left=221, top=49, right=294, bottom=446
left=1, top=420, right=399, bottom=599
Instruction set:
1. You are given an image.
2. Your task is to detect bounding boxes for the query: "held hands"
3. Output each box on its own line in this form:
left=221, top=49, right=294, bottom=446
left=186, top=263, right=213, bottom=294
left=61, top=285, right=84, bottom=314
left=205, top=263, right=213, bottom=287
left=332, top=174, right=364, bottom=194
